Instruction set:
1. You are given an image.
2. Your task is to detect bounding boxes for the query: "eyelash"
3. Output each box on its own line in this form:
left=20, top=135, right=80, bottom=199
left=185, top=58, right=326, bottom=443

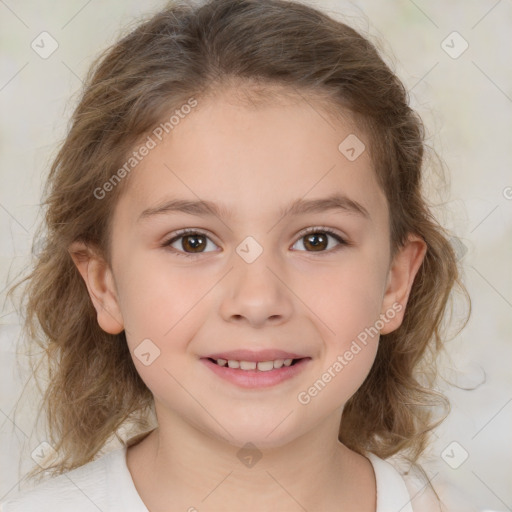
left=161, top=226, right=349, bottom=259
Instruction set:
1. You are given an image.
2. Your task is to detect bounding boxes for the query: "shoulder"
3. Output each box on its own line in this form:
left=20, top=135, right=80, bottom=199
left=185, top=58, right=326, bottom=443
left=401, top=470, right=443, bottom=512
left=367, top=453, right=417, bottom=511
left=0, top=448, right=122, bottom=512
left=368, top=452, right=479, bottom=512
left=398, top=460, right=480, bottom=512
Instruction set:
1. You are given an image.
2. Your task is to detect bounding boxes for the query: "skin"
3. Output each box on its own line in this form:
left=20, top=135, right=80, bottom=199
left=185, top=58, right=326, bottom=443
left=69, top=88, right=426, bottom=512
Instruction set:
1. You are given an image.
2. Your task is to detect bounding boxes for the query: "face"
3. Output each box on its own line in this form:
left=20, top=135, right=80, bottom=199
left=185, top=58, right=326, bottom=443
left=74, top=88, right=424, bottom=449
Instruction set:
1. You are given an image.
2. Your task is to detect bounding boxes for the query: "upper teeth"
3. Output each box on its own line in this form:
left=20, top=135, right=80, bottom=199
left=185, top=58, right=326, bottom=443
left=216, top=358, right=294, bottom=371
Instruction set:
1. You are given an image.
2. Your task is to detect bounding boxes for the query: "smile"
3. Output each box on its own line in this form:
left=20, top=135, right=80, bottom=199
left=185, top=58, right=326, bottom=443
left=200, top=357, right=311, bottom=388
left=211, top=357, right=297, bottom=371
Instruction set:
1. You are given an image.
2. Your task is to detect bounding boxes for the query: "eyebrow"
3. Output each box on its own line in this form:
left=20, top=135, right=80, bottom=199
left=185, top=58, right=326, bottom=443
left=137, top=193, right=370, bottom=223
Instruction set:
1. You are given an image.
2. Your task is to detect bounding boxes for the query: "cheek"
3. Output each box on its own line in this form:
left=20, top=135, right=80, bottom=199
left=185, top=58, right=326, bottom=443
left=296, top=274, right=381, bottom=411
left=295, top=333, right=378, bottom=417
left=117, top=265, right=210, bottom=400
left=299, top=252, right=386, bottom=335
left=298, top=251, right=385, bottom=391
left=322, top=289, right=381, bottom=398
left=115, top=250, right=206, bottom=337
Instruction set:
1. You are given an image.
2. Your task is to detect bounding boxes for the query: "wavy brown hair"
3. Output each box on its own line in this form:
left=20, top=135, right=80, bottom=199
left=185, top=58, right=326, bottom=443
left=7, top=0, right=470, bottom=486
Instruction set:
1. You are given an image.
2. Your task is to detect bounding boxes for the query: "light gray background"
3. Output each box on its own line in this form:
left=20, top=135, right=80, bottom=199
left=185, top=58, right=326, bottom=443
left=1, top=1, right=511, bottom=510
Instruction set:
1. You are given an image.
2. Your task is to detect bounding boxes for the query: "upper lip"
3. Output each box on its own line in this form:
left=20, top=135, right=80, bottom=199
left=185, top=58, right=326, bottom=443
left=203, top=350, right=309, bottom=362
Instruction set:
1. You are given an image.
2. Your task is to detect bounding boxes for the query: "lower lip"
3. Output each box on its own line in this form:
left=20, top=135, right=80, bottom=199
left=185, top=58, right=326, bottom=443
left=200, top=358, right=311, bottom=388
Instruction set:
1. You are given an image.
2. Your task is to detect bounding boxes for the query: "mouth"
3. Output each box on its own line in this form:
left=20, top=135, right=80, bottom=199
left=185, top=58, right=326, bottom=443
left=205, top=357, right=305, bottom=371
left=200, top=354, right=311, bottom=388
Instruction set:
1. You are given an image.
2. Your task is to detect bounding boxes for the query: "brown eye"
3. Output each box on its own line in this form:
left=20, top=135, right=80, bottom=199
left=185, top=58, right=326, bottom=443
left=303, top=232, right=328, bottom=251
left=292, top=228, right=347, bottom=253
left=181, top=234, right=207, bottom=253
left=164, top=230, right=218, bottom=257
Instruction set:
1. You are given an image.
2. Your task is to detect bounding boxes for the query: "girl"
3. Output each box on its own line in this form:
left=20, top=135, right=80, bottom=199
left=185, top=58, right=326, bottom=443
left=2, top=0, right=470, bottom=510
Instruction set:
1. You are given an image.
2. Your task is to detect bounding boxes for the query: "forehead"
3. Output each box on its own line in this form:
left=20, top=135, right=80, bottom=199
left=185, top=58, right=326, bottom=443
left=114, top=89, right=388, bottom=228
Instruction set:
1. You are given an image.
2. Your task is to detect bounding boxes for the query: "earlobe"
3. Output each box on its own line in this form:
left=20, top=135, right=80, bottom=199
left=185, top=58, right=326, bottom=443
left=68, top=241, right=124, bottom=334
left=380, top=235, right=427, bottom=335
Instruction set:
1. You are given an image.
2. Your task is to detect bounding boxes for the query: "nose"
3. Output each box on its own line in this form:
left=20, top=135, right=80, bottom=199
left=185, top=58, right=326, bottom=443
left=218, top=249, right=294, bottom=328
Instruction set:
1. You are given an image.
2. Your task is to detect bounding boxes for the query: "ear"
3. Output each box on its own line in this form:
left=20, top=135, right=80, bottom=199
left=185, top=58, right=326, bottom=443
left=68, top=241, right=124, bottom=334
left=379, top=234, right=427, bottom=335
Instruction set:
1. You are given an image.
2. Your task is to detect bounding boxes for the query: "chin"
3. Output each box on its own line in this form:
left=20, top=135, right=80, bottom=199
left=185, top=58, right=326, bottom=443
left=202, top=415, right=305, bottom=452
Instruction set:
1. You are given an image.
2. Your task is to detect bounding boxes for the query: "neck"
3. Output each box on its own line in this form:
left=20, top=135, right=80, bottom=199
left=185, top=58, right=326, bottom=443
left=126, top=407, right=376, bottom=512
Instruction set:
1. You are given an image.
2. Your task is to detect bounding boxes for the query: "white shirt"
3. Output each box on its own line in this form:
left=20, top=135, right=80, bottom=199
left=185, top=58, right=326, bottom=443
left=1, top=447, right=418, bottom=511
